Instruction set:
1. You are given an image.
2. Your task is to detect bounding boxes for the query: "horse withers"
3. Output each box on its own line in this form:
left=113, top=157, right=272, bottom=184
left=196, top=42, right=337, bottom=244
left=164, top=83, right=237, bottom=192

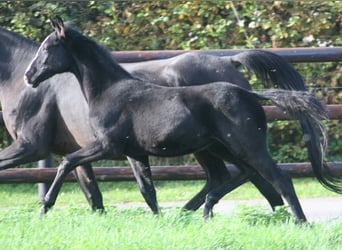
left=25, top=17, right=338, bottom=223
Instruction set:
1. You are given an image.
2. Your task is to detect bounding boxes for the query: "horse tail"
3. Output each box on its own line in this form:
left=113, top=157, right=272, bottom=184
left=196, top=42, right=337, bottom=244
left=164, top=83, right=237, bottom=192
left=254, top=89, right=342, bottom=194
left=229, top=50, right=306, bottom=90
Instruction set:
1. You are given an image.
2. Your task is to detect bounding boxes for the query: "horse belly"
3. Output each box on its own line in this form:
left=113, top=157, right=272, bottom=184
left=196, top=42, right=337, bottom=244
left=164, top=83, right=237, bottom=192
left=133, top=114, right=210, bottom=157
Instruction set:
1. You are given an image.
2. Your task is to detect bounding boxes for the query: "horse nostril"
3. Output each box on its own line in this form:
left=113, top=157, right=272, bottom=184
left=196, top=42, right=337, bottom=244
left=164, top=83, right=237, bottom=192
left=24, top=68, right=34, bottom=82
left=24, top=70, right=34, bottom=85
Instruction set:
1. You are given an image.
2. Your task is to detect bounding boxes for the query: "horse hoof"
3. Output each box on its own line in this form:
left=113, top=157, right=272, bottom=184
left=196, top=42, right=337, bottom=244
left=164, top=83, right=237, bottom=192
left=295, top=218, right=309, bottom=226
left=94, top=208, right=106, bottom=214
left=39, top=206, right=48, bottom=216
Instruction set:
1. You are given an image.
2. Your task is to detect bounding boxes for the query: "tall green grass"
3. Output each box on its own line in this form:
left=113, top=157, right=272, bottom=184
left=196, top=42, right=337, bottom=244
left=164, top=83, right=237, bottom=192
left=1, top=179, right=342, bottom=249
left=0, top=205, right=342, bottom=249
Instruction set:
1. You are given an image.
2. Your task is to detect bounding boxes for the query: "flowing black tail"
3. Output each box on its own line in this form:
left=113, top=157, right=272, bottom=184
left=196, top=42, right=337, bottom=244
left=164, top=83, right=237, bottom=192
left=229, top=50, right=306, bottom=90
left=254, top=89, right=342, bottom=194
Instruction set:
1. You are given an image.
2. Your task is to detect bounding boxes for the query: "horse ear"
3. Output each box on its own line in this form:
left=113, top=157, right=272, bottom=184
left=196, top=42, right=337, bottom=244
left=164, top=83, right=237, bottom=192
left=50, top=16, right=65, bottom=39
left=55, top=16, right=65, bottom=39
left=50, top=18, right=57, bottom=30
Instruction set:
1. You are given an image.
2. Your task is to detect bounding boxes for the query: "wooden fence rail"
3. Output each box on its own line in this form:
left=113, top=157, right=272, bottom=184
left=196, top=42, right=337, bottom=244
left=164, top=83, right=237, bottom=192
left=112, top=47, right=342, bottom=63
left=1, top=162, right=342, bottom=184
left=0, top=47, right=341, bottom=184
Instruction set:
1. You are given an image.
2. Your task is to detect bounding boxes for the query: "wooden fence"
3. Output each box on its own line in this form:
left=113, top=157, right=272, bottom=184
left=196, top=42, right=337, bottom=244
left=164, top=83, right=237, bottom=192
left=0, top=47, right=341, bottom=184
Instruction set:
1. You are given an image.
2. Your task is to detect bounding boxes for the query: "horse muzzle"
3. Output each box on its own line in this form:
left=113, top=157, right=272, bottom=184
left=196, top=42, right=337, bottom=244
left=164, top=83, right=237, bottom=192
left=24, top=70, right=39, bottom=88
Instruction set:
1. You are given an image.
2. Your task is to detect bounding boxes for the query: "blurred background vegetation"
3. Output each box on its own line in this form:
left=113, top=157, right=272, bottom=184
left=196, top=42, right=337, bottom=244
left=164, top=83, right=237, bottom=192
left=0, top=1, right=341, bottom=164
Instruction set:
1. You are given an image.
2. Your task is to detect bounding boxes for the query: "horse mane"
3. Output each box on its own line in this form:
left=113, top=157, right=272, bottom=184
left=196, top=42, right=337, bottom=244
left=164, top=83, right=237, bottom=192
left=0, top=27, right=38, bottom=48
left=62, top=25, right=132, bottom=80
left=0, top=27, right=39, bottom=81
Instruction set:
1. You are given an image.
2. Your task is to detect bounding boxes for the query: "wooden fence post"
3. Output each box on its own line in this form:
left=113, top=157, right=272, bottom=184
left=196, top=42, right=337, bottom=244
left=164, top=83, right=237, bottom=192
left=37, top=154, right=54, bottom=202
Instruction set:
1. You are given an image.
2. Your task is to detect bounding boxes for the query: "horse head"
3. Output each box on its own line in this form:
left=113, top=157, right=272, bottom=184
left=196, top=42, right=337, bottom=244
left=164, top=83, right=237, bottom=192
left=24, top=16, right=73, bottom=88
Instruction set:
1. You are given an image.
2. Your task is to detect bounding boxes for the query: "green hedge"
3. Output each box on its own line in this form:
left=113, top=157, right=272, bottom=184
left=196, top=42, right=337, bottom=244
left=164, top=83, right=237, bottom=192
left=0, top=1, right=341, bottom=163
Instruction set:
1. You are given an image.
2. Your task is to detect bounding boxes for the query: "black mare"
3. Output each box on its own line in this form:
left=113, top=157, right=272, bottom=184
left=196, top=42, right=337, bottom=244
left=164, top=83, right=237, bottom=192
left=0, top=26, right=292, bottom=212
left=25, top=18, right=341, bottom=223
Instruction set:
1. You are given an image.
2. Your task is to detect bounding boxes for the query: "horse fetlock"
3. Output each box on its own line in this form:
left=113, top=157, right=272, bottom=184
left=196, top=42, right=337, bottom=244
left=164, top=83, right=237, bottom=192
left=203, top=193, right=219, bottom=219
left=205, top=192, right=219, bottom=207
left=94, top=207, right=106, bottom=214
left=39, top=203, right=53, bottom=216
left=203, top=204, right=214, bottom=219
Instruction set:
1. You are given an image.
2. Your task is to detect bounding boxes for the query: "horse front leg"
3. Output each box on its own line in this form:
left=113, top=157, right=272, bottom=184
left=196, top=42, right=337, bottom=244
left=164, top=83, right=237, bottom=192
left=73, top=164, right=105, bottom=212
left=41, top=142, right=107, bottom=215
left=127, top=156, right=159, bottom=214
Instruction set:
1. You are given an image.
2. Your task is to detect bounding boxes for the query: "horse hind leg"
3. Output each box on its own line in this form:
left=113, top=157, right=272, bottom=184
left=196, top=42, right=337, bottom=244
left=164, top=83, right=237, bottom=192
left=204, top=119, right=304, bottom=222
left=0, top=138, right=48, bottom=169
left=205, top=149, right=306, bottom=223
left=227, top=122, right=307, bottom=222
left=203, top=172, right=249, bottom=219
left=127, top=156, right=159, bottom=214
left=73, top=164, right=105, bottom=212
left=203, top=171, right=284, bottom=216
left=205, top=144, right=284, bottom=211
left=183, top=149, right=237, bottom=211
left=249, top=171, right=284, bottom=210
left=199, top=153, right=269, bottom=218
left=253, top=156, right=307, bottom=223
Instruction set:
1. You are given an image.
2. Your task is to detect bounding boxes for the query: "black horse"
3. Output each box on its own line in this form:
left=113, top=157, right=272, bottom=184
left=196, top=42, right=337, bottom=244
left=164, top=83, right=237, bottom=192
left=25, top=18, right=338, bottom=223
left=0, top=26, right=293, bottom=212
left=120, top=50, right=305, bottom=90
left=1, top=25, right=310, bottom=213
left=0, top=28, right=104, bottom=210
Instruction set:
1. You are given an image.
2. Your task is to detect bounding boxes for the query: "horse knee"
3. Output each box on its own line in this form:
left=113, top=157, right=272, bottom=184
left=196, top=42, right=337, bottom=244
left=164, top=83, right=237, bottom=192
left=56, top=158, right=74, bottom=177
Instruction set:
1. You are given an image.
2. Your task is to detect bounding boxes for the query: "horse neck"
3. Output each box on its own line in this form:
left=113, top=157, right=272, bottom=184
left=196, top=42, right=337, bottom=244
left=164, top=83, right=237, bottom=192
left=0, top=28, right=38, bottom=104
left=69, top=40, right=132, bottom=103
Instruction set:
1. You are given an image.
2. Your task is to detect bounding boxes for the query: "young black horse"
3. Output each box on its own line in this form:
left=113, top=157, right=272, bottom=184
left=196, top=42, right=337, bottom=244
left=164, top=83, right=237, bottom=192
left=0, top=26, right=293, bottom=212
left=1, top=25, right=309, bottom=213
left=25, top=18, right=338, bottom=223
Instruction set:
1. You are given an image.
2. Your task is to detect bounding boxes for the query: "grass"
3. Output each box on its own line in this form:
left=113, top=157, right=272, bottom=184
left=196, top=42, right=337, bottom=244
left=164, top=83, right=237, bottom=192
left=1, top=178, right=342, bottom=249
left=0, top=205, right=342, bottom=249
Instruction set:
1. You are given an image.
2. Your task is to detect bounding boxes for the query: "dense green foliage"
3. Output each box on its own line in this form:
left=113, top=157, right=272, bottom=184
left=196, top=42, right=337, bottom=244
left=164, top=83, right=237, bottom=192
left=0, top=1, right=341, bottom=162
left=1, top=1, right=341, bottom=49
